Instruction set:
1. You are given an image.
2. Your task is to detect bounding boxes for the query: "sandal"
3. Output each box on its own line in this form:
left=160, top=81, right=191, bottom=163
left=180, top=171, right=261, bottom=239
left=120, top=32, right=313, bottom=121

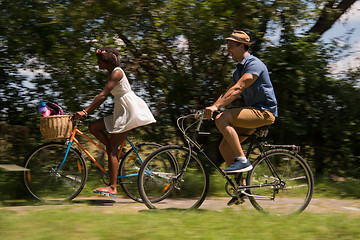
left=93, top=190, right=117, bottom=198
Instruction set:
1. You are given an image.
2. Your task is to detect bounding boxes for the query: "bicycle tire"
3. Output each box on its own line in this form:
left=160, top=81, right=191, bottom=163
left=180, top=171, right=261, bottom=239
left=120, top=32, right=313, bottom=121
left=246, top=149, right=314, bottom=215
left=118, top=142, right=162, bottom=202
left=23, top=142, right=88, bottom=201
left=138, top=145, right=209, bottom=210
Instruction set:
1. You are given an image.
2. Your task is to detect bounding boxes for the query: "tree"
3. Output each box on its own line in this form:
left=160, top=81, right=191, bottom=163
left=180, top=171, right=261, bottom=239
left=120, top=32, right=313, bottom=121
left=307, top=0, right=358, bottom=42
left=1, top=0, right=359, bottom=178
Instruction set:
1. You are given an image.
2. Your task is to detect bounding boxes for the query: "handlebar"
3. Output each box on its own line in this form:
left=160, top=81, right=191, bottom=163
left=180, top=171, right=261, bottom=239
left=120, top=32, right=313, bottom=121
left=70, top=113, right=87, bottom=128
left=176, top=109, right=216, bottom=138
left=176, top=109, right=222, bottom=150
left=193, top=109, right=206, bottom=120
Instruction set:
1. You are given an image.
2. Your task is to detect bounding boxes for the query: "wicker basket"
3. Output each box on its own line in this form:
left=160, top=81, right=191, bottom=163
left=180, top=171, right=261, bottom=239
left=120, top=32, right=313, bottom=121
left=40, top=115, right=73, bottom=141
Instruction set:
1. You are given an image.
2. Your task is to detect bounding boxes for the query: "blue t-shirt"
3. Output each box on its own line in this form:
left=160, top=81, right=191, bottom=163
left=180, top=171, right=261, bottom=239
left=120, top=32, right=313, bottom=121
left=232, top=53, right=278, bottom=117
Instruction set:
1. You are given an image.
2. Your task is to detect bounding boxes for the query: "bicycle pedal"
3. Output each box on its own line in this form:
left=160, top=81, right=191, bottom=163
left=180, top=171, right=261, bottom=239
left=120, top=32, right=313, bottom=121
left=236, top=197, right=245, bottom=205
left=227, top=196, right=245, bottom=206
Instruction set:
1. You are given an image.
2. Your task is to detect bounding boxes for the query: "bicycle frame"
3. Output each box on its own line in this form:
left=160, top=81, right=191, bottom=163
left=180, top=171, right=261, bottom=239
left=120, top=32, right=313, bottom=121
left=177, top=112, right=293, bottom=198
left=55, top=119, right=144, bottom=179
left=184, top=130, right=261, bottom=192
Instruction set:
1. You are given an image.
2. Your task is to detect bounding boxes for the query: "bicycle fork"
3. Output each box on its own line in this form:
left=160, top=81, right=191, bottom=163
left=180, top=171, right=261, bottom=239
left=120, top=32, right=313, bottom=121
left=54, top=127, right=78, bottom=175
left=54, top=141, right=73, bottom=175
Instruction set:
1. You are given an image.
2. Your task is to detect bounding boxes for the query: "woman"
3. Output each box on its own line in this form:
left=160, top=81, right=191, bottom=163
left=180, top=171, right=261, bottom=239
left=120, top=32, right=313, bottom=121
left=76, top=47, right=156, bottom=195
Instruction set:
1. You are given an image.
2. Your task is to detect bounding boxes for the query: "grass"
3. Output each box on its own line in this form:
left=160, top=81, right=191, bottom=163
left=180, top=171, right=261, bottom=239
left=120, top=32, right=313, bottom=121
left=1, top=169, right=360, bottom=239
left=314, top=177, right=360, bottom=199
left=1, top=206, right=360, bottom=240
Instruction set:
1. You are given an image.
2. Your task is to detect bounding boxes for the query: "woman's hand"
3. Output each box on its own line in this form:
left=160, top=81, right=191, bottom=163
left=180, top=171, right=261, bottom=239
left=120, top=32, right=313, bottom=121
left=75, top=110, right=87, bottom=119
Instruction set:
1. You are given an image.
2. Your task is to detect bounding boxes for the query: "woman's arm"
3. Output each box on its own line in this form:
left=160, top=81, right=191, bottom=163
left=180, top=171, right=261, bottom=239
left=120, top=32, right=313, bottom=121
left=76, top=69, right=123, bottom=118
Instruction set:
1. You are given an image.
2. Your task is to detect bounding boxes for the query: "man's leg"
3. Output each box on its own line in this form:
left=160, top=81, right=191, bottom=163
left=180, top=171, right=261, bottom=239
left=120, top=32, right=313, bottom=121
left=219, top=134, right=250, bottom=206
left=218, top=128, right=256, bottom=166
left=218, top=108, right=275, bottom=204
left=216, top=108, right=275, bottom=173
left=215, top=111, right=244, bottom=158
left=219, top=138, right=235, bottom=167
left=215, top=111, right=252, bottom=173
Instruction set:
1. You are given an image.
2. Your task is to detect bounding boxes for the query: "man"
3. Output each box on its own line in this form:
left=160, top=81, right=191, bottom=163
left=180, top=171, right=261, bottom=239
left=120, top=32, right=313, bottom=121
left=204, top=30, right=278, bottom=174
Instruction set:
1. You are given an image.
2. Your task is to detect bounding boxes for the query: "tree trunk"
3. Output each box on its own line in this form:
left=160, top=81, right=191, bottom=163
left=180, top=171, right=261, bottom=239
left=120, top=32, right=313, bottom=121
left=306, top=0, right=357, bottom=42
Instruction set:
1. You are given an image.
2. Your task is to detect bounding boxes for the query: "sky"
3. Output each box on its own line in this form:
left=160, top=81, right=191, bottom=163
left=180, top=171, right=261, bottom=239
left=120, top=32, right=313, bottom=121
left=321, top=0, right=360, bottom=74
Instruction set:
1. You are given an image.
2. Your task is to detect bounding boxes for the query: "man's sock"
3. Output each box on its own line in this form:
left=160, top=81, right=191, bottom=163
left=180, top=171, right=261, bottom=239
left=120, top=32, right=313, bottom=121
left=235, top=156, right=247, bottom=163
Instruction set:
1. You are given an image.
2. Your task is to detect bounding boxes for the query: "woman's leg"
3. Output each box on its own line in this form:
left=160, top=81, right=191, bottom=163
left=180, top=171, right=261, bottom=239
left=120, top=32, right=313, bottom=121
left=93, top=130, right=131, bottom=194
left=88, top=118, right=109, bottom=146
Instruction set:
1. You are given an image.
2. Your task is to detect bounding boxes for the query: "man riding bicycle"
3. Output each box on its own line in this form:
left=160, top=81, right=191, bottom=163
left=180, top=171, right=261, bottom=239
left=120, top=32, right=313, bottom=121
left=204, top=30, right=278, bottom=174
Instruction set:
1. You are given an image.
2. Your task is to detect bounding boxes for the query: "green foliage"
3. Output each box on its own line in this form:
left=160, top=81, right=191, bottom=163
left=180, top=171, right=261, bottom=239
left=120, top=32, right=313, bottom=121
left=315, top=177, right=360, bottom=199
left=1, top=0, right=359, bottom=180
left=260, top=37, right=360, bottom=178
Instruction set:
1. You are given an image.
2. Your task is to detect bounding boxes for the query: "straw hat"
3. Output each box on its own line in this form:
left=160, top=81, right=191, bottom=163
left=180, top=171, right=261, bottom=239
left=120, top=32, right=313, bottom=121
left=226, top=31, right=252, bottom=46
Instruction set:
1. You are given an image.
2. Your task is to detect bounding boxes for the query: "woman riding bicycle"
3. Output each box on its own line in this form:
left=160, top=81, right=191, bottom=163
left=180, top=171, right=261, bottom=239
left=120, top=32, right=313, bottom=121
left=75, top=47, right=156, bottom=196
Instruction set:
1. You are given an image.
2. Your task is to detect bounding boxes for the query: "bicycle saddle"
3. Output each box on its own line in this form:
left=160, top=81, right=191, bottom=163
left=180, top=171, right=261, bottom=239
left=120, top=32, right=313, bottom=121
left=254, top=125, right=271, bottom=137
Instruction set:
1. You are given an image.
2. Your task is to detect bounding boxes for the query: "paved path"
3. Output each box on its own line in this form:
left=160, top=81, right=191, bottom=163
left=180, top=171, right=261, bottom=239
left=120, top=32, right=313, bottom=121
left=2, top=197, right=360, bottom=215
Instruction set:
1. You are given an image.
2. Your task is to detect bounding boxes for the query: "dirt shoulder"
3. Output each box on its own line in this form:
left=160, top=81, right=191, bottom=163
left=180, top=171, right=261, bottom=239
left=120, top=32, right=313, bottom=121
left=2, top=197, right=360, bottom=215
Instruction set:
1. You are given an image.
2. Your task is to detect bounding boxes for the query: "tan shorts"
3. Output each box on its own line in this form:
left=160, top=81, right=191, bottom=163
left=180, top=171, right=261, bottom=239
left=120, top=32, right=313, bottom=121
left=229, top=107, right=275, bottom=142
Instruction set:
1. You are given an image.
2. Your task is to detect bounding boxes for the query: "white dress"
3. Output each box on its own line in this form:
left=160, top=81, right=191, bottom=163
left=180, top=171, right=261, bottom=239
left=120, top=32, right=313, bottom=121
left=103, top=67, right=156, bottom=133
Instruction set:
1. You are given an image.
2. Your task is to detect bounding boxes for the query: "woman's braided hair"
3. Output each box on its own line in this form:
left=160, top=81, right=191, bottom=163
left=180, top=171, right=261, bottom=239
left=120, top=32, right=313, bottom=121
left=96, top=47, right=120, bottom=67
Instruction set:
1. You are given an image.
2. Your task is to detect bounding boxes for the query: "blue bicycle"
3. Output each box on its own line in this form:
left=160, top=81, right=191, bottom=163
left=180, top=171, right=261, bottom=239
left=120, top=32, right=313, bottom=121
left=23, top=115, right=163, bottom=202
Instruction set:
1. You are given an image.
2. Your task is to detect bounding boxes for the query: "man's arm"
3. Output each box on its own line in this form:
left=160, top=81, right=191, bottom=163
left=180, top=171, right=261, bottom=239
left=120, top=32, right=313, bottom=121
left=204, top=73, right=258, bottom=119
left=213, top=81, right=236, bottom=105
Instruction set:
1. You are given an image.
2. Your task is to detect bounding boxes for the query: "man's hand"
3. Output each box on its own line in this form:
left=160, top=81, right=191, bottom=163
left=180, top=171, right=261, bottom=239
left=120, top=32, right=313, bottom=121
left=204, top=105, right=218, bottom=120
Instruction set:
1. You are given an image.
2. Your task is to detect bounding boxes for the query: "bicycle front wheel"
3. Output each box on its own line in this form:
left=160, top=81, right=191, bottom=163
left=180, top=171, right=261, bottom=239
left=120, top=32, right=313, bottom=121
left=246, top=149, right=314, bottom=215
left=138, top=145, right=209, bottom=210
left=118, top=142, right=162, bottom=202
left=23, top=142, right=88, bottom=201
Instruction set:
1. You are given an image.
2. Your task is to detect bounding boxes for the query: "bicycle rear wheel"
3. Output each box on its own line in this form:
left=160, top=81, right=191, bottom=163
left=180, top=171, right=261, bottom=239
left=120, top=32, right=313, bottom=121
left=246, top=149, right=314, bottom=215
left=23, top=142, right=88, bottom=201
left=138, top=145, right=209, bottom=210
left=118, top=143, right=162, bottom=202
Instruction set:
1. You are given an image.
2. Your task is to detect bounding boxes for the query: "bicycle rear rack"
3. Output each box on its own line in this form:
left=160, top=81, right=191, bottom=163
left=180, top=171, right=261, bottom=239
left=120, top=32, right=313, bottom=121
left=261, top=142, right=300, bottom=152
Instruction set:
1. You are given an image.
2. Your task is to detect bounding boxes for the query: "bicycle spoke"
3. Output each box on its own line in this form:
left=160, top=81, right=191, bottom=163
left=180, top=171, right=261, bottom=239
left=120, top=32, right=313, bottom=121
left=23, top=143, right=87, bottom=201
left=119, top=143, right=162, bottom=202
left=247, top=149, right=314, bottom=215
left=138, top=146, right=209, bottom=210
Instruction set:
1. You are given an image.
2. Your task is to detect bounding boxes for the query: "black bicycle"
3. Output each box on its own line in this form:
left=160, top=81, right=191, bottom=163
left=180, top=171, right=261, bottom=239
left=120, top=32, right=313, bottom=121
left=137, top=110, right=314, bottom=215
